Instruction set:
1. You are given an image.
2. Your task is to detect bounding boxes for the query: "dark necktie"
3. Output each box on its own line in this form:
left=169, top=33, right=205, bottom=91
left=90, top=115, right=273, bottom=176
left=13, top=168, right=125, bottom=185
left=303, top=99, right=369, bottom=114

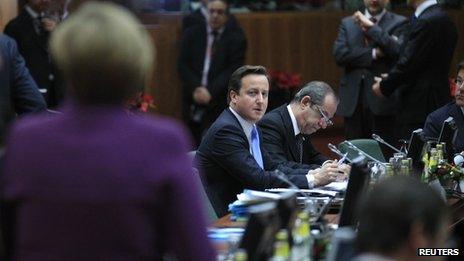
left=33, top=15, right=43, bottom=35
left=211, top=30, right=219, bottom=56
left=296, top=134, right=304, bottom=164
left=410, top=14, right=417, bottom=25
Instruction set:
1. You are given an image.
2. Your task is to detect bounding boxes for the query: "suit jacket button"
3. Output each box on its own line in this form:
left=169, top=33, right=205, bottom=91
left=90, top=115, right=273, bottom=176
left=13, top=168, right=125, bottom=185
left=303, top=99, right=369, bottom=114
left=49, top=74, right=55, bottom=81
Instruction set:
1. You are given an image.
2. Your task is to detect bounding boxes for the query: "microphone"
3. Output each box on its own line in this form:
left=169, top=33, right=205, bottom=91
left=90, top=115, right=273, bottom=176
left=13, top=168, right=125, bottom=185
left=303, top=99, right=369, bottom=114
left=372, top=134, right=405, bottom=155
left=454, top=153, right=464, bottom=167
left=344, top=140, right=385, bottom=166
left=272, top=170, right=315, bottom=198
left=328, top=143, right=353, bottom=163
left=273, top=169, right=300, bottom=190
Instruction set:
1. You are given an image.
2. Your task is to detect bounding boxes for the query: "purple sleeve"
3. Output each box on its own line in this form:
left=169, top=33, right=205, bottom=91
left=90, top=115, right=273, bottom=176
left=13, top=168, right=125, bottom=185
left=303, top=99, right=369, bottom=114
left=161, top=126, right=216, bottom=260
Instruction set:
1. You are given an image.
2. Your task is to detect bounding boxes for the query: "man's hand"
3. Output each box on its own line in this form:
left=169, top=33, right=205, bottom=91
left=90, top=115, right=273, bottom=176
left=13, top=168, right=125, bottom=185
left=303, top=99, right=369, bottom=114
left=313, top=162, right=340, bottom=187
left=353, top=11, right=374, bottom=30
left=372, top=76, right=385, bottom=98
left=41, top=17, right=58, bottom=32
left=374, top=47, right=385, bottom=58
left=193, top=86, right=212, bottom=105
left=337, top=163, right=351, bottom=181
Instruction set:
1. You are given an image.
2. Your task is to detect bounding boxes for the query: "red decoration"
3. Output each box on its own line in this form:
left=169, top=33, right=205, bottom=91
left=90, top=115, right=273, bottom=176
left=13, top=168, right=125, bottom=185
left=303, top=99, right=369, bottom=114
left=269, top=70, right=302, bottom=91
left=126, top=91, right=156, bottom=113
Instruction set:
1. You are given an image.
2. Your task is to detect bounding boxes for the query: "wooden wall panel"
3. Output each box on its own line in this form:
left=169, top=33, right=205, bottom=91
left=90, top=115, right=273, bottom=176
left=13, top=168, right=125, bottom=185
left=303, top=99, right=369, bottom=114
left=0, top=1, right=17, bottom=31
left=146, top=24, right=183, bottom=119
left=143, top=10, right=464, bottom=120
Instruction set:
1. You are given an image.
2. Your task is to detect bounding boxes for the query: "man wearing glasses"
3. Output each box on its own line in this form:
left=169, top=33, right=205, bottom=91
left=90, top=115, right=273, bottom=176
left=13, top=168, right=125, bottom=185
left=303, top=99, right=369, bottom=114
left=423, top=61, right=464, bottom=152
left=178, top=0, right=247, bottom=147
left=259, top=81, right=351, bottom=177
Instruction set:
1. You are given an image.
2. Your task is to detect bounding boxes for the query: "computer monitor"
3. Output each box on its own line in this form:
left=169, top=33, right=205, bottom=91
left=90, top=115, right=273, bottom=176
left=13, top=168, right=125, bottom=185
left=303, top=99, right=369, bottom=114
left=438, top=116, right=458, bottom=162
left=238, top=202, right=280, bottom=261
left=326, top=227, right=358, bottom=261
left=338, top=155, right=371, bottom=227
left=276, top=191, right=298, bottom=231
left=406, top=128, right=426, bottom=178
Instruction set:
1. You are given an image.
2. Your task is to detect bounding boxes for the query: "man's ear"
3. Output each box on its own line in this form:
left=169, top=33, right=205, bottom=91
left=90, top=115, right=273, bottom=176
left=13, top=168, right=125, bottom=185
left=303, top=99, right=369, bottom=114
left=409, top=221, right=428, bottom=250
left=300, top=95, right=311, bottom=109
left=229, top=90, right=238, bottom=104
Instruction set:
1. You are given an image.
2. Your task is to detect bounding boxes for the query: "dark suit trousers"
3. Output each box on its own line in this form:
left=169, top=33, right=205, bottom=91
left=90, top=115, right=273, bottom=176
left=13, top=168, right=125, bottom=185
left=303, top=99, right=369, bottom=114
left=344, top=81, right=396, bottom=159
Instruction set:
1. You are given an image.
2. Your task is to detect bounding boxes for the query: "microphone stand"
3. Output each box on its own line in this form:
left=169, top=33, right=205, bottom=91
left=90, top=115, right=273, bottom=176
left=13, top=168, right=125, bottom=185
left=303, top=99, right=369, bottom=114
left=328, top=143, right=353, bottom=164
left=371, top=134, right=406, bottom=155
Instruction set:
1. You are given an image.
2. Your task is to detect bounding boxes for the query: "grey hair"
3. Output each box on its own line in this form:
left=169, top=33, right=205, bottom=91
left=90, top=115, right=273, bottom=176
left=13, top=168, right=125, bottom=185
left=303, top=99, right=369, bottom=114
left=291, top=81, right=337, bottom=105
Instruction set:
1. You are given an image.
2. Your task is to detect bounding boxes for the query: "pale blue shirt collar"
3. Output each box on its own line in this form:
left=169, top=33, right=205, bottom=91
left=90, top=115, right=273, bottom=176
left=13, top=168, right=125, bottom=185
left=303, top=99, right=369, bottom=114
left=229, top=107, right=255, bottom=144
left=364, top=9, right=386, bottom=23
left=415, top=0, right=437, bottom=18
left=287, top=105, right=300, bottom=136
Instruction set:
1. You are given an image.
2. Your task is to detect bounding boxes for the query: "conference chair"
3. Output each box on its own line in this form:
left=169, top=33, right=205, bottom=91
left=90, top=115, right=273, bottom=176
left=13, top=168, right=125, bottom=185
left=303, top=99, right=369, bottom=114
left=187, top=151, right=218, bottom=222
left=338, top=139, right=386, bottom=163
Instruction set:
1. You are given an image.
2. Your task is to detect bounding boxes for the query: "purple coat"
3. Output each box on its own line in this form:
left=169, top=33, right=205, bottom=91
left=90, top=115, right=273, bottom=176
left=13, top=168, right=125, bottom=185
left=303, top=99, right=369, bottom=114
left=2, top=103, right=215, bottom=260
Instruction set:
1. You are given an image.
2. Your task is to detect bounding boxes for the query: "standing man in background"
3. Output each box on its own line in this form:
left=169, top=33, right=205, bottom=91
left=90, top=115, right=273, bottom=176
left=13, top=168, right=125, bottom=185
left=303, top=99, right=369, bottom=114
left=0, top=34, right=46, bottom=146
left=4, top=0, right=64, bottom=108
left=333, top=0, right=407, bottom=151
left=373, top=0, right=458, bottom=140
left=178, top=0, right=246, bottom=146
left=182, top=0, right=241, bottom=32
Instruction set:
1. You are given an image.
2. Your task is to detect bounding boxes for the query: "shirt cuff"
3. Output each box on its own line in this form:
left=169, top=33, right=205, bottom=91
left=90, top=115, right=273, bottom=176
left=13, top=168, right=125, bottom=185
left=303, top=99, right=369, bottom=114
left=306, top=169, right=317, bottom=189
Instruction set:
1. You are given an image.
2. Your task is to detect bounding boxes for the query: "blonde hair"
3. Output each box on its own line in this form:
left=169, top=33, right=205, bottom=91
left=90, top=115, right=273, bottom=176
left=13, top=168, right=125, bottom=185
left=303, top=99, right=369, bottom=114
left=50, top=1, right=155, bottom=104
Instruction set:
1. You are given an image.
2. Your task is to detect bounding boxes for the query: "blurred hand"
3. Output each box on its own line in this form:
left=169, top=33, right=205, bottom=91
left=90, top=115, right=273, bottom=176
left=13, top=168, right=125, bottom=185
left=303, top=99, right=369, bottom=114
left=41, top=17, right=58, bottom=32
left=193, top=86, right=211, bottom=105
left=374, top=47, right=384, bottom=58
left=372, top=77, right=384, bottom=98
left=353, top=11, right=374, bottom=30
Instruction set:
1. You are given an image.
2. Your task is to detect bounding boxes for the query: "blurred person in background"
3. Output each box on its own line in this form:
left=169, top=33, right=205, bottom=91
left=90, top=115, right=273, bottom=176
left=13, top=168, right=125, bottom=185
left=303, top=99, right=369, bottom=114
left=178, top=0, right=246, bottom=147
left=4, top=0, right=65, bottom=108
left=356, top=177, right=449, bottom=261
left=333, top=0, right=407, bottom=154
left=0, top=33, right=46, bottom=147
left=0, top=2, right=215, bottom=260
left=423, top=60, right=464, bottom=153
left=372, top=0, right=458, bottom=140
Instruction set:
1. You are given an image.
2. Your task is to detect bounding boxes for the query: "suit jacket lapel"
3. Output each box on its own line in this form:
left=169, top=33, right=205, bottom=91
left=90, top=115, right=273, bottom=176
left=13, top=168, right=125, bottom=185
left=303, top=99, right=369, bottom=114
left=279, top=105, right=299, bottom=162
left=21, top=11, right=49, bottom=53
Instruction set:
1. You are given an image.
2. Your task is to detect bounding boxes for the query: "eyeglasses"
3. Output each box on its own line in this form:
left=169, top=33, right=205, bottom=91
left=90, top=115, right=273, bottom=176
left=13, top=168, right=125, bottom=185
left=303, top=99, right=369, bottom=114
left=314, top=105, right=333, bottom=126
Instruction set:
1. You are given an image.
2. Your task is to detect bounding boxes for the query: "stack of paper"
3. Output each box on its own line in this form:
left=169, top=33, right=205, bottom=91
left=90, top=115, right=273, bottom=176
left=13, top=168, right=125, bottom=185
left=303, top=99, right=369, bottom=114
left=228, top=189, right=280, bottom=219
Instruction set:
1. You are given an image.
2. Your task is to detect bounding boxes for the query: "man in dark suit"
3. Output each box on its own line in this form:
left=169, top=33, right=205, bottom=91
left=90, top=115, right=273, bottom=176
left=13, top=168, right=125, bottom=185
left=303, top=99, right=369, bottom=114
left=0, top=34, right=46, bottom=146
left=423, top=61, right=464, bottom=152
left=178, top=0, right=247, bottom=146
left=182, top=0, right=242, bottom=33
left=196, top=65, right=343, bottom=216
left=259, top=81, right=351, bottom=174
left=333, top=0, right=408, bottom=149
left=4, top=0, right=64, bottom=108
left=373, top=0, right=458, bottom=140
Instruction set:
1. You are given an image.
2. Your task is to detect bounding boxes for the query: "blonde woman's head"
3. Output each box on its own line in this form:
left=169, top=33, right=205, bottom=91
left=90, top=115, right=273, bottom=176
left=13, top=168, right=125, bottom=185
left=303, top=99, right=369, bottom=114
left=50, top=1, right=155, bottom=105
